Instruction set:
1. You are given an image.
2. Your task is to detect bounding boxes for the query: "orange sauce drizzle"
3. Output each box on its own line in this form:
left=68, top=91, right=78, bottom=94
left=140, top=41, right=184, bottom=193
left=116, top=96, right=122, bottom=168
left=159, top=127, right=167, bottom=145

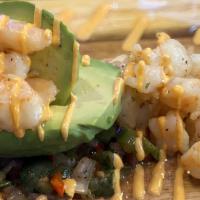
left=122, top=16, right=148, bottom=52
left=173, top=156, right=185, bottom=200
left=34, top=7, right=42, bottom=27
left=71, top=41, right=79, bottom=86
left=37, top=124, right=45, bottom=142
left=175, top=112, right=184, bottom=153
left=133, top=164, right=145, bottom=200
left=172, top=85, right=184, bottom=109
left=156, top=32, right=170, bottom=44
left=0, top=53, right=5, bottom=73
left=123, top=62, right=134, bottom=80
left=61, top=93, right=77, bottom=141
left=56, top=9, right=74, bottom=24
left=52, top=19, right=60, bottom=46
left=135, top=130, right=145, bottom=161
left=148, top=149, right=166, bottom=196
left=157, top=116, right=166, bottom=146
left=20, top=23, right=33, bottom=54
left=141, top=48, right=152, bottom=65
left=160, top=54, right=173, bottom=76
left=112, top=77, right=125, bottom=105
left=76, top=4, right=110, bottom=41
left=137, top=60, right=145, bottom=92
left=193, top=28, right=200, bottom=45
left=81, top=54, right=90, bottom=66
left=10, top=78, right=24, bottom=138
left=111, top=153, right=124, bottom=200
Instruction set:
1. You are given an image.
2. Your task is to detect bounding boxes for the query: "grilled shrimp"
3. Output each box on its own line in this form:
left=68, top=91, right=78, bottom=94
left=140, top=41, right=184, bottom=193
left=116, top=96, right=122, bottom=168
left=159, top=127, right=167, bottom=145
left=149, top=111, right=189, bottom=154
left=181, top=141, right=200, bottom=179
left=160, top=77, right=200, bottom=118
left=3, top=52, right=30, bottom=78
left=0, top=15, right=52, bottom=54
left=0, top=74, right=57, bottom=137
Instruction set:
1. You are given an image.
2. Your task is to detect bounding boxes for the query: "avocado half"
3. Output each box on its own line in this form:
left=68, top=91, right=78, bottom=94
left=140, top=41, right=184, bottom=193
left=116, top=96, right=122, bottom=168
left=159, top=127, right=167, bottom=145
left=0, top=1, right=123, bottom=157
left=0, top=59, right=123, bottom=157
left=0, top=1, right=78, bottom=105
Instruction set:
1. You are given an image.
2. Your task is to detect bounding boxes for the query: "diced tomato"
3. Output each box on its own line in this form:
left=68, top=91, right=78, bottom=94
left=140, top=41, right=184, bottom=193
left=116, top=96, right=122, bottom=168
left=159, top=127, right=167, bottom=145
left=50, top=172, right=64, bottom=197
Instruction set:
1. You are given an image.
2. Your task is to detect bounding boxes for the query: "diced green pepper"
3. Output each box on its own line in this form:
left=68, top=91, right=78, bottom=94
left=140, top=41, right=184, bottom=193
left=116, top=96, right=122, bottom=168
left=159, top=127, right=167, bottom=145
left=118, top=129, right=160, bottom=160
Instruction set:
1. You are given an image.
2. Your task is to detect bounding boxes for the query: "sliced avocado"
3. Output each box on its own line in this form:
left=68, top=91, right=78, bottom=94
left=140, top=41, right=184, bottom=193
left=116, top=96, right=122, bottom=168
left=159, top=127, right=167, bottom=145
left=0, top=59, right=123, bottom=157
left=0, top=1, right=78, bottom=105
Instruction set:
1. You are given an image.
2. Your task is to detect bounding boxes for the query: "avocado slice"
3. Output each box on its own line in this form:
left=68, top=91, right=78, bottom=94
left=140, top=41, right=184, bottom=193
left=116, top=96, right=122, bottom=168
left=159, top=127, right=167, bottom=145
left=0, top=1, right=79, bottom=105
left=0, top=59, right=123, bottom=157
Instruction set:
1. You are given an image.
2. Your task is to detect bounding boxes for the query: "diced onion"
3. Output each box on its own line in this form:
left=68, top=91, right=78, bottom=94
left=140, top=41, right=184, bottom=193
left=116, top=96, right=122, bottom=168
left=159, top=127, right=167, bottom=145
left=72, top=157, right=96, bottom=194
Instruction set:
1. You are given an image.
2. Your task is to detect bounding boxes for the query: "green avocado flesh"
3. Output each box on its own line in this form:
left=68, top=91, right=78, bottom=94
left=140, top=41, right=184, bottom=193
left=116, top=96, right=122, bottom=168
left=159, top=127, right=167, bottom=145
left=0, top=59, right=122, bottom=157
left=0, top=1, right=78, bottom=105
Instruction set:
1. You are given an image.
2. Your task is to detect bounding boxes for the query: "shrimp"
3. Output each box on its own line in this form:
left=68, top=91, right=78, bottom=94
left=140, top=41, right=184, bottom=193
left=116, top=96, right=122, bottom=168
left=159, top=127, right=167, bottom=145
left=3, top=52, right=30, bottom=78
left=125, top=39, right=192, bottom=95
left=190, top=54, right=200, bottom=79
left=158, top=39, right=192, bottom=77
left=0, top=15, right=52, bottom=54
left=181, top=141, right=200, bottom=179
left=160, top=77, right=200, bottom=118
left=0, top=74, right=57, bottom=138
left=149, top=111, right=189, bottom=154
left=27, top=78, right=58, bottom=104
left=119, top=89, right=160, bottom=130
left=125, top=61, right=166, bottom=94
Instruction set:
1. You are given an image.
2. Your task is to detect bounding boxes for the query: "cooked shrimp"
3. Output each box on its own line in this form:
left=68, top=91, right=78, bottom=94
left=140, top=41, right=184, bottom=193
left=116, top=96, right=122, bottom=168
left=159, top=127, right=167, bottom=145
left=119, top=89, right=160, bottom=130
left=27, top=78, right=58, bottom=104
left=3, top=52, right=30, bottom=78
left=190, top=54, right=200, bottom=79
left=0, top=74, right=57, bottom=137
left=0, top=15, right=52, bottom=54
left=160, top=77, right=200, bottom=118
left=126, top=61, right=166, bottom=94
left=181, top=141, right=200, bottom=179
left=158, top=39, right=192, bottom=77
left=149, top=111, right=189, bottom=154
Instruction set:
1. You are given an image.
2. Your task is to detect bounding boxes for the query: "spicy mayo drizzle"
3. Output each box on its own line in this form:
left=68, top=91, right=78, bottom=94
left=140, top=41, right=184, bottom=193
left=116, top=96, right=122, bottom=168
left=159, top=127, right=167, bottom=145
left=137, top=60, right=145, bottom=92
left=61, top=93, right=77, bottom=141
left=157, top=116, right=166, bottom=146
left=135, top=130, right=145, bottom=161
left=52, top=19, right=60, bottom=46
left=148, top=149, right=166, bottom=196
left=37, top=124, right=45, bottom=142
left=175, top=112, right=184, bottom=153
left=111, top=153, right=124, bottom=200
left=112, top=77, right=124, bottom=105
left=133, top=164, right=145, bottom=200
left=76, top=4, right=110, bottom=41
left=0, top=53, right=5, bottom=73
left=173, top=156, right=185, bottom=200
left=20, top=23, right=33, bottom=54
left=172, top=85, right=184, bottom=109
left=10, top=78, right=24, bottom=138
left=71, top=41, right=79, bottom=86
left=34, top=7, right=42, bottom=28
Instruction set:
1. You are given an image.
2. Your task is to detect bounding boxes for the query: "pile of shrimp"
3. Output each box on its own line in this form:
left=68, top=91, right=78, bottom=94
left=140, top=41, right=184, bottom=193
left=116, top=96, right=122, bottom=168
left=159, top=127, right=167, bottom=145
left=119, top=32, right=200, bottom=179
left=0, top=15, right=57, bottom=138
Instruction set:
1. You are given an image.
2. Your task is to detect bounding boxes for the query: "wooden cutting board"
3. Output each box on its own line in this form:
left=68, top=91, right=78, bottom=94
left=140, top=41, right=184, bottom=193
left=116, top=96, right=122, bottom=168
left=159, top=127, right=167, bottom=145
left=80, top=37, right=200, bottom=200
